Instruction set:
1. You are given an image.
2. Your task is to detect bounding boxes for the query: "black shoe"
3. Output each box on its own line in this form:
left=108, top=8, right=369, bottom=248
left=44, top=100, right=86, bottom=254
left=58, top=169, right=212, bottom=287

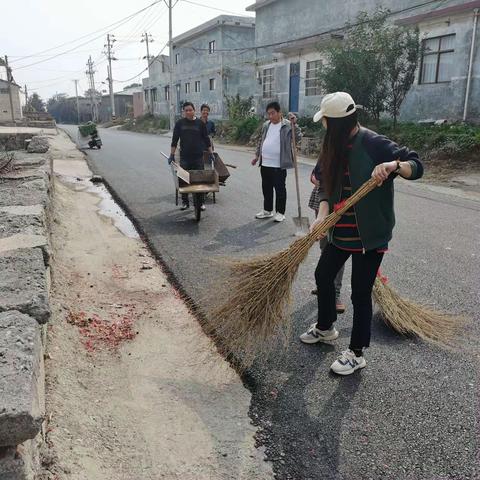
left=311, top=289, right=318, bottom=295
left=180, top=203, right=189, bottom=210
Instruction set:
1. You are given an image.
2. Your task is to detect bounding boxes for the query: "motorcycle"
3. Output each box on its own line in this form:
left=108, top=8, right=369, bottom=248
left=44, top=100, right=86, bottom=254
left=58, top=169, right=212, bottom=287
left=88, top=133, right=102, bottom=149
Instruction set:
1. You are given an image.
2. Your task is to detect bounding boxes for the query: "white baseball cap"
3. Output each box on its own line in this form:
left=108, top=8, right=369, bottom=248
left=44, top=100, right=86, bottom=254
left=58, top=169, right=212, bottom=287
left=313, top=92, right=358, bottom=123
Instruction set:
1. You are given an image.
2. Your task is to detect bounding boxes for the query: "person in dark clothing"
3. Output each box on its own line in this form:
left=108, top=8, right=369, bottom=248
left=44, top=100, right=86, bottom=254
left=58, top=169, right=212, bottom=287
left=170, top=102, right=213, bottom=210
left=200, top=104, right=216, bottom=138
left=299, top=92, right=423, bottom=376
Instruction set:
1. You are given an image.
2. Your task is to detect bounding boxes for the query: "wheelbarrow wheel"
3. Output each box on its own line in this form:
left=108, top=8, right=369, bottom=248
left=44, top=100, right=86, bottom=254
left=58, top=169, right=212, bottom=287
left=193, top=193, right=202, bottom=222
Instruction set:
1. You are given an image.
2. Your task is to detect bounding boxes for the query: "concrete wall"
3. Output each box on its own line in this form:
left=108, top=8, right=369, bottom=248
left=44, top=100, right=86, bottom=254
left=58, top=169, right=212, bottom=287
left=145, top=16, right=256, bottom=119
left=400, top=10, right=480, bottom=122
left=97, top=94, right=133, bottom=122
left=0, top=82, right=22, bottom=123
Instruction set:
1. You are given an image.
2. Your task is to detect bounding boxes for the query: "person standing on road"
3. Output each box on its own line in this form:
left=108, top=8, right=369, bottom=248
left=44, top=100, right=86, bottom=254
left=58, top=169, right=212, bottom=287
left=308, top=166, right=346, bottom=314
left=251, top=101, right=301, bottom=223
left=169, top=102, right=214, bottom=211
left=299, top=92, right=423, bottom=375
left=200, top=104, right=216, bottom=145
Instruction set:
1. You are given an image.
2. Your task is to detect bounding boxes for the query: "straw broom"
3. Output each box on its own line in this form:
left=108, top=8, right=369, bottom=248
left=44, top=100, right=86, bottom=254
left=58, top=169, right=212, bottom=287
left=208, top=177, right=461, bottom=367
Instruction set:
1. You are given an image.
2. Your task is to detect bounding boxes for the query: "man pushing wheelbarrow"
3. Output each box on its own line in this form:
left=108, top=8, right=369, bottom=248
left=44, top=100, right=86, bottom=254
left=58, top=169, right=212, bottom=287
left=168, top=102, right=214, bottom=211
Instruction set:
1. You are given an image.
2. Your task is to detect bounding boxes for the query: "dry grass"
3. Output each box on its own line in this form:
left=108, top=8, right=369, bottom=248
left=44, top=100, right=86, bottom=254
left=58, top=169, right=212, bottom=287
left=206, top=178, right=379, bottom=368
left=373, top=278, right=463, bottom=345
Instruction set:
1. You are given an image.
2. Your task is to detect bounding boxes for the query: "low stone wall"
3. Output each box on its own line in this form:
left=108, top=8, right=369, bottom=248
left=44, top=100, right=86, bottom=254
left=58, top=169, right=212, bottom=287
left=0, top=142, right=53, bottom=479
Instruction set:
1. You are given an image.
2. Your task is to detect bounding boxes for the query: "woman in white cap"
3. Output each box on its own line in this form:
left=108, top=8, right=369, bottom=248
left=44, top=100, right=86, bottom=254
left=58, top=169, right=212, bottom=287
left=300, top=92, right=423, bottom=375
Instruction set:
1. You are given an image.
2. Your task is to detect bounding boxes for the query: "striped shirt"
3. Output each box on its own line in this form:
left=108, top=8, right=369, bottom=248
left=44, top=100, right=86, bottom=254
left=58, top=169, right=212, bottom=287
left=332, top=169, right=388, bottom=254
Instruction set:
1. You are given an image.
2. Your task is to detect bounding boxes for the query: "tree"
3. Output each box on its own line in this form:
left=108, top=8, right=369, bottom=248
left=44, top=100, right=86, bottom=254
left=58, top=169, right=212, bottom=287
left=28, top=93, right=46, bottom=112
left=225, top=94, right=253, bottom=121
left=47, top=93, right=77, bottom=124
left=318, top=8, right=419, bottom=127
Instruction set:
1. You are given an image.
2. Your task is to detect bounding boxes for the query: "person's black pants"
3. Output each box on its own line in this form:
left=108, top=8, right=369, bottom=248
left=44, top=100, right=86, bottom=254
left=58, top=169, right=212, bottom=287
left=315, top=243, right=384, bottom=350
left=180, top=155, right=204, bottom=206
left=260, top=166, right=287, bottom=214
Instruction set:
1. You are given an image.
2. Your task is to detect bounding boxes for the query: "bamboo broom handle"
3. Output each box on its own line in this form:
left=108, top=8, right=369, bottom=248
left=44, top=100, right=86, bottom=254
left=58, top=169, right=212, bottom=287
left=308, top=177, right=379, bottom=240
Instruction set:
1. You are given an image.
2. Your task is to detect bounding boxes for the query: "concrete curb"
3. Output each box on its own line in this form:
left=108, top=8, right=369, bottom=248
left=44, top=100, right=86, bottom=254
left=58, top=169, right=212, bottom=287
left=0, top=133, right=53, bottom=480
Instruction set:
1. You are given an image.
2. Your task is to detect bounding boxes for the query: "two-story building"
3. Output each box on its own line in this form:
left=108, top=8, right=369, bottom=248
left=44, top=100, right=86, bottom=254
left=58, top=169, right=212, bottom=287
left=144, top=15, right=257, bottom=119
left=246, top=0, right=478, bottom=122
left=0, top=79, right=22, bottom=123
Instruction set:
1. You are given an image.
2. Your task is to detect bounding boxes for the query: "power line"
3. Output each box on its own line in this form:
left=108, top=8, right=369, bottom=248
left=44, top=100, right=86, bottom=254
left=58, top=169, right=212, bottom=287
left=10, top=1, right=162, bottom=64
left=13, top=2, right=161, bottom=70
left=180, top=0, right=251, bottom=16
left=177, top=0, right=449, bottom=54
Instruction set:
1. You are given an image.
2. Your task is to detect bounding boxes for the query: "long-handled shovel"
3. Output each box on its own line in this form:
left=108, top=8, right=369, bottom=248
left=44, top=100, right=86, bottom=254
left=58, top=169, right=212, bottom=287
left=291, top=121, right=310, bottom=236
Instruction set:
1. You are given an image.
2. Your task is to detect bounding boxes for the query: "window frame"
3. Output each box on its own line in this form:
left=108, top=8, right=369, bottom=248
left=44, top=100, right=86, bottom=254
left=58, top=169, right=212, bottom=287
left=195, top=80, right=201, bottom=93
left=208, top=40, right=216, bottom=54
left=209, top=78, right=216, bottom=91
left=185, top=82, right=190, bottom=94
left=175, top=53, right=180, bottom=65
left=164, top=85, right=170, bottom=101
left=419, top=33, right=455, bottom=85
left=262, top=67, right=274, bottom=99
left=305, top=60, right=322, bottom=97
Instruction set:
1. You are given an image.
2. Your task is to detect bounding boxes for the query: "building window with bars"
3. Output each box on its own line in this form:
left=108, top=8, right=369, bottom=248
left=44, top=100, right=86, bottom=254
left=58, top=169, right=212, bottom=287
left=209, top=78, right=216, bottom=90
left=151, top=88, right=157, bottom=102
left=195, top=80, right=201, bottom=93
left=164, top=85, right=170, bottom=101
left=185, top=83, right=190, bottom=94
left=175, top=53, right=180, bottom=65
left=262, top=68, right=274, bottom=98
left=420, top=34, right=455, bottom=84
left=209, top=40, right=216, bottom=54
left=305, top=60, right=322, bottom=96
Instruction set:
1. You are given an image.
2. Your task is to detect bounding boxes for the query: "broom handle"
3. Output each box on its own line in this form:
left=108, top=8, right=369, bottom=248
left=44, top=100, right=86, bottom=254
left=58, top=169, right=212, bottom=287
left=308, top=177, right=379, bottom=240
left=291, top=121, right=303, bottom=219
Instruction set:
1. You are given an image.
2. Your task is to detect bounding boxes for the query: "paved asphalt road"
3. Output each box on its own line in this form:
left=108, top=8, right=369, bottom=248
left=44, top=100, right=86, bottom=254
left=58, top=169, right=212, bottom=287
left=63, top=126, right=479, bottom=480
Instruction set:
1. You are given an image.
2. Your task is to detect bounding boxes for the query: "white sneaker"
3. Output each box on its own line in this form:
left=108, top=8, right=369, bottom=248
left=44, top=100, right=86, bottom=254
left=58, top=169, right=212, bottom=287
left=330, top=349, right=366, bottom=376
left=299, top=323, right=339, bottom=344
left=200, top=204, right=206, bottom=211
left=255, top=210, right=273, bottom=219
left=273, top=213, right=285, bottom=222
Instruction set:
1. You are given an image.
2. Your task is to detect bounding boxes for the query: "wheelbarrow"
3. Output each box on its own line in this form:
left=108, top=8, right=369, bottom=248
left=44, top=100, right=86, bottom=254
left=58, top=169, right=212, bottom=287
left=177, top=169, right=219, bottom=221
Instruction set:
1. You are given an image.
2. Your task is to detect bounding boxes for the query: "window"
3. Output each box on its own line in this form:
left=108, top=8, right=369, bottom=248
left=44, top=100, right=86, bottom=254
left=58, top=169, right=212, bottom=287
left=262, top=68, right=274, bottom=98
left=175, top=53, right=180, bottom=65
left=185, top=82, right=190, bottom=94
left=420, top=34, right=455, bottom=84
left=0, top=88, right=8, bottom=94
left=209, top=40, right=216, bottom=54
left=151, top=88, right=157, bottom=102
left=305, top=60, right=322, bottom=96
left=144, top=90, right=148, bottom=101
left=209, top=78, right=216, bottom=91
left=161, top=62, right=166, bottom=73
left=164, top=85, right=170, bottom=101
left=195, top=80, right=201, bottom=93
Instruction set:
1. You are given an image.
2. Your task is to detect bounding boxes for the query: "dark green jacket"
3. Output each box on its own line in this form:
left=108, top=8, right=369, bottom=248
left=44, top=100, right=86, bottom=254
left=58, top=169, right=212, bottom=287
left=319, top=127, right=423, bottom=251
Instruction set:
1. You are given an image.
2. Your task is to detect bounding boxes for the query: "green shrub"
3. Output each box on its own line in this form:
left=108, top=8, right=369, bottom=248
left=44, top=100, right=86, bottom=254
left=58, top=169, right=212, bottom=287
left=121, top=114, right=169, bottom=133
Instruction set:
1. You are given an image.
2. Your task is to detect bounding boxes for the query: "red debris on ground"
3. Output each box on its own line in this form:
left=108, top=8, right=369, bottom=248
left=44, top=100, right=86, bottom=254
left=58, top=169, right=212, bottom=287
left=66, top=307, right=136, bottom=352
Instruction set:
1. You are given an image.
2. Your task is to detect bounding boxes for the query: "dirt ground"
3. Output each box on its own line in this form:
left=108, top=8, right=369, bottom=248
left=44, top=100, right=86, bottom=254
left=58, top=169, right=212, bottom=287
left=40, top=131, right=273, bottom=480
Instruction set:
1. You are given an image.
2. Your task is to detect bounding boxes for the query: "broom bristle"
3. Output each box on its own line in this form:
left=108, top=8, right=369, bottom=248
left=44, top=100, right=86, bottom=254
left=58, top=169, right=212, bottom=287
left=373, top=278, right=462, bottom=345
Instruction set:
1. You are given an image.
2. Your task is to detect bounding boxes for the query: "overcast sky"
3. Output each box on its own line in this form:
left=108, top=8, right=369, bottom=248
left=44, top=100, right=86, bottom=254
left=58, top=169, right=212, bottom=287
left=0, top=0, right=255, bottom=100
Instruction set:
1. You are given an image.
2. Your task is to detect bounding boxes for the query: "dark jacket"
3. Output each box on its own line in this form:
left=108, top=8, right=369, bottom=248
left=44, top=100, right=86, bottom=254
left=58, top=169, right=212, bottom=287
left=255, top=118, right=302, bottom=169
left=316, top=127, right=423, bottom=251
left=171, top=118, right=211, bottom=159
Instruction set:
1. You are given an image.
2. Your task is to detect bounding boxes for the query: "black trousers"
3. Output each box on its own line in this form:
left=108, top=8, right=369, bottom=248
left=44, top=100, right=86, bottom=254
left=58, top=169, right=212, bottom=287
left=180, top=155, right=204, bottom=206
left=260, top=166, right=287, bottom=214
left=315, top=243, right=384, bottom=350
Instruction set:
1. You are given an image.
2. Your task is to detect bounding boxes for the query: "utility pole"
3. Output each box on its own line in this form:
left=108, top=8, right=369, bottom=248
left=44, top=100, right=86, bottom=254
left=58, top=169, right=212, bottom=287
left=105, top=34, right=116, bottom=119
left=85, top=56, right=98, bottom=122
left=168, top=0, right=175, bottom=131
left=24, top=84, right=28, bottom=110
left=141, top=32, right=154, bottom=114
left=73, top=79, right=80, bottom=125
left=4, top=56, right=15, bottom=123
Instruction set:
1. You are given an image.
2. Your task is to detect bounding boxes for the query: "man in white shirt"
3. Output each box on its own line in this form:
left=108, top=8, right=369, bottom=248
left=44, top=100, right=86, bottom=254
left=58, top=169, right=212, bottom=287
left=252, top=101, right=301, bottom=222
